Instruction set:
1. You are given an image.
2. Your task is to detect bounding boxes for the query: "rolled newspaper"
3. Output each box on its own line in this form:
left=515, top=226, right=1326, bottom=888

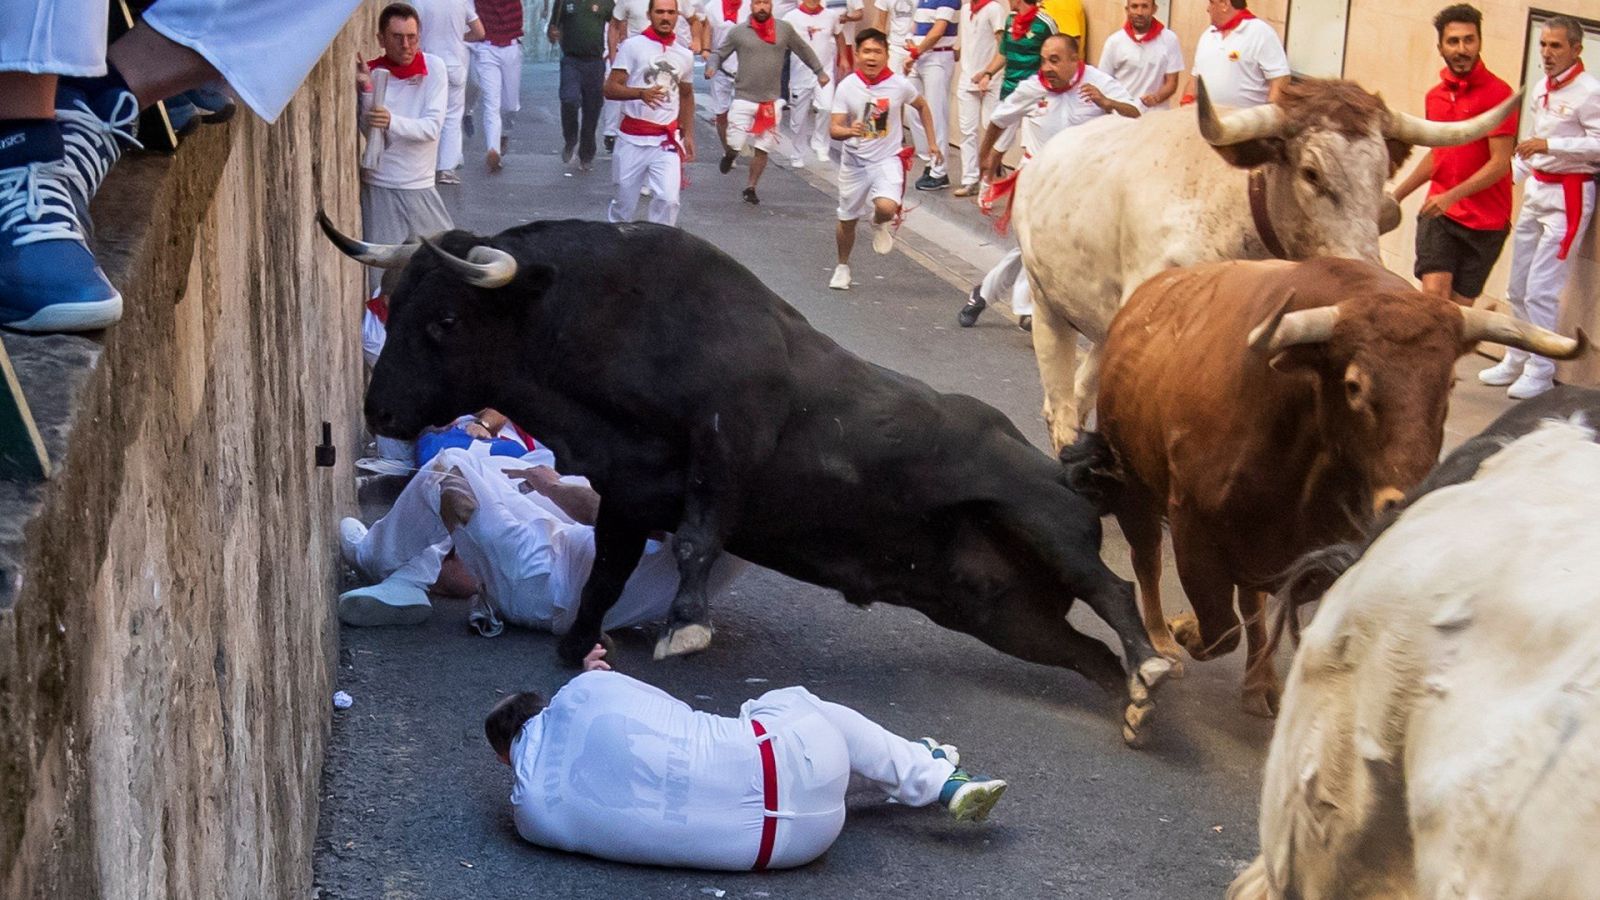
left=361, top=68, right=390, bottom=171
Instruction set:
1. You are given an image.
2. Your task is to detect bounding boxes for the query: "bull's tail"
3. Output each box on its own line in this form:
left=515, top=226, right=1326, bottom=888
left=1058, top=431, right=1123, bottom=516
left=1264, top=540, right=1363, bottom=658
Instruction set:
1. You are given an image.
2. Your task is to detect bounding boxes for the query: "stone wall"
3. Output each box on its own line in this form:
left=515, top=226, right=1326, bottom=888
left=0, top=16, right=367, bottom=900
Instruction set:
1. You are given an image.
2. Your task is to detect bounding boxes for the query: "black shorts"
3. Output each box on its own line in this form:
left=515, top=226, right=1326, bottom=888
left=1413, top=214, right=1509, bottom=300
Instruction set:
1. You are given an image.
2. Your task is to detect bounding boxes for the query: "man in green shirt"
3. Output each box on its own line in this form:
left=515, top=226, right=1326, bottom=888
left=549, top=0, right=618, bottom=167
left=972, top=0, right=1055, bottom=99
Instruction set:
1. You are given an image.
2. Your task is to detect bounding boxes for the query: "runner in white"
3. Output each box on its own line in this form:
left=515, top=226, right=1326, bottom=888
left=953, top=0, right=1006, bottom=196
left=781, top=0, right=849, bottom=166
left=827, top=28, right=940, bottom=290
left=1182, top=0, right=1286, bottom=109
left=958, top=33, right=1138, bottom=329
left=702, top=0, right=751, bottom=154
left=878, top=0, right=918, bottom=72
left=412, top=0, right=484, bottom=182
left=603, top=0, right=698, bottom=225
left=488, top=645, right=1008, bottom=870
left=1096, top=0, right=1182, bottom=110
left=604, top=0, right=704, bottom=151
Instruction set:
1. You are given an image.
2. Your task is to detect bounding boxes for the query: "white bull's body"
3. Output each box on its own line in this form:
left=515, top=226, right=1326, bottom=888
left=1230, top=420, right=1600, bottom=900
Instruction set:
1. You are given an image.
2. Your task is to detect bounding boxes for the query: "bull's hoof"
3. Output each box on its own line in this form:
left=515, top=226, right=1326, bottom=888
left=1169, top=612, right=1205, bottom=659
left=653, top=622, right=714, bottom=660
left=1239, top=683, right=1280, bottom=719
left=1128, top=655, right=1174, bottom=705
left=1122, top=699, right=1156, bottom=748
left=557, top=631, right=598, bottom=668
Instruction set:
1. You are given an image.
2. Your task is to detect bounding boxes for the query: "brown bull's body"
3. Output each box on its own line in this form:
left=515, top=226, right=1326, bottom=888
left=1087, top=257, right=1582, bottom=716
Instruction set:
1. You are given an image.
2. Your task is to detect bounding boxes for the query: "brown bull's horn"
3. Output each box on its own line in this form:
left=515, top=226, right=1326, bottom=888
left=1197, top=77, right=1285, bottom=146
left=1460, top=307, right=1589, bottom=360
left=1383, top=89, right=1523, bottom=147
left=1249, top=295, right=1341, bottom=355
left=316, top=208, right=419, bottom=268
left=421, top=236, right=519, bottom=289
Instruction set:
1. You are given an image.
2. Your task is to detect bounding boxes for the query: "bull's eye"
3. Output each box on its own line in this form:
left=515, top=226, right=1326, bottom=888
left=1300, top=166, right=1320, bottom=185
left=427, top=315, right=458, bottom=343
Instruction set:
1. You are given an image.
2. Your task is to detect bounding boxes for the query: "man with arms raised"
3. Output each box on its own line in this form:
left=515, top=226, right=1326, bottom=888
left=1096, top=0, right=1182, bottom=111
left=826, top=28, right=940, bottom=289
left=604, top=0, right=698, bottom=225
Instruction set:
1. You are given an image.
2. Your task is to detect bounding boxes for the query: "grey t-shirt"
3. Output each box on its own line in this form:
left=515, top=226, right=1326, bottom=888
left=708, top=20, right=825, bottom=102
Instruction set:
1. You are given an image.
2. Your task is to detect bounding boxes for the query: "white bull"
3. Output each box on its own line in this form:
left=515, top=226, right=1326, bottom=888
left=1011, top=78, right=1519, bottom=451
left=1229, top=419, right=1600, bottom=900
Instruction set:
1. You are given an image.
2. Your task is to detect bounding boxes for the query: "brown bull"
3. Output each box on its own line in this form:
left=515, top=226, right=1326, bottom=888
left=1079, top=257, right=1586, bottom=716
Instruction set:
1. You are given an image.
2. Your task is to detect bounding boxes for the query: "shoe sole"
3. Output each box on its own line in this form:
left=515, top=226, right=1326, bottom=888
left=949, top=780, right=1006, bottom=822
left=1478, top=372, right=1519, bottom=386
left=872, top=234, right=893, bottom=255
left=3, top=293, right=123, bottom=333
left=338, top=592, right=432, bottom=627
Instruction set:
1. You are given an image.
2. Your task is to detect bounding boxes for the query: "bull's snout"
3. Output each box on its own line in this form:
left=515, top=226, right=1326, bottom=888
left=1372, top=487, right=1406, bottom=518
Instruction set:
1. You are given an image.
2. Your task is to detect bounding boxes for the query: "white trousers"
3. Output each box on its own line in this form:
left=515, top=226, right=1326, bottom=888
left=955, top=83, right=998, bottom=188
left=978, top=246, right=1033, bottom=316
left=741, top=686, right=956, bottom=868
left=472, top=41, right=523, bottom=154
left=438, top=63, right=468, bottom=170
left=0, top=0, right=361, bottom=122
left=788, top=81, right=831, bottom=160
left=602, top=98, right=622, bottom=138
left=907, top=50, right=952, bottom=178
left=609, top=139, right=682, bottom=224
left=1503, top=178, right=1596, bottom=382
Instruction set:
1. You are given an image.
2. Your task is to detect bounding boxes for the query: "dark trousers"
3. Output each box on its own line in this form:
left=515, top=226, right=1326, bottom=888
left=559, top=55, right=606, bottom=162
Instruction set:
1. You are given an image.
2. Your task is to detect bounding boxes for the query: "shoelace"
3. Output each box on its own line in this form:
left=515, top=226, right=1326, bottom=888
left=55, top=92, right=142, bottom=205
left=0, top=161, right=87, bottom=247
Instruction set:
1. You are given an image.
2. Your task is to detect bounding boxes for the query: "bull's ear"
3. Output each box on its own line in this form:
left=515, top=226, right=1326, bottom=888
left=1207, top=138, right=1286, bottom=169
left=491, top=262, right=556, bottom=305
left=1385, top=139, right=1413, bottom=175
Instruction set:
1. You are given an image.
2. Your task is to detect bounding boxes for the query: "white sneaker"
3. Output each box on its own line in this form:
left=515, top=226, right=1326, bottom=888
left=338, top=576, right=433, bottom=627
left=339, top=517, right=369, bottom=573
left=872, top=221, right=894, bottom=255
left=790, top=155, right=805, bottom=169
left=815, top=146, right=830, bottom=162
left=829, top=264, right=851, bottom=290
left=1478, top=357, right=1523, bottom=386
left=1507, top=371, right=1555, bottom=400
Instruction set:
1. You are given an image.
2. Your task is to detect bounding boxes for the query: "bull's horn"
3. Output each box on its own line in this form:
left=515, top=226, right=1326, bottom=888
left=1249, top=296, right=1340, bottom=355
left=1383, top=89, right=1523, bottom=147
left=1460, top=307, right=1588, bottom=360
left=421, top=236, right=518, bottom=289
left=1197, top=77, right=1285, bottom=146
left=316, top=208, right=419, bottom=268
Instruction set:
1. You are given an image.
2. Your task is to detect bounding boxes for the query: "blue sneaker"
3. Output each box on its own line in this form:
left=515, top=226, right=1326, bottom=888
left=164, top=86, right=235, bottom=136
left=0, top=122, right=123, bottom=332
left=939, top=769, right=1007, bottom=822
left=54, top=73, right=142, bottom=224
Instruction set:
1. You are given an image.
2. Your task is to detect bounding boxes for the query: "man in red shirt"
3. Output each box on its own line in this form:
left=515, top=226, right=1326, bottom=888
left=1391, top=3, right=1516, bottom=306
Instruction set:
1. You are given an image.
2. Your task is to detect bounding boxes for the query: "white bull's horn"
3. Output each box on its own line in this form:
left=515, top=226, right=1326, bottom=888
left=1383, top=89, right=1523, bottom=147
left=316, top=208, right=419, bottom=268
left=1460, top=307, right=1589, bottom=360
left=1197, top=77, right=1285, bottom=146
left=1249, top=296, right=1341, bottom=355
left=421, top=236, right=519, bottom=289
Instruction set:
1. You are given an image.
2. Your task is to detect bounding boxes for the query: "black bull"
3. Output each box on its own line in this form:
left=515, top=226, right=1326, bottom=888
left=329, top=216, right=1173, bottom=744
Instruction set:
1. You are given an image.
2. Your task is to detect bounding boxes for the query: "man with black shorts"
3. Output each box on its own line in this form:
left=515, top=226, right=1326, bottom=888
left=1390, top=4, right=1515, bottom=306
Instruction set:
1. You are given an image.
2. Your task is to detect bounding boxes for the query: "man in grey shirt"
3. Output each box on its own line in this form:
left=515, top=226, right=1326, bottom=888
left=707, top=0, right=829, bottom=203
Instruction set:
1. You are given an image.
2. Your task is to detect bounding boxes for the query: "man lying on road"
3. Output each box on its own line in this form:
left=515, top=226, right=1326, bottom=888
left=485, top=645, right=1008, bottom=870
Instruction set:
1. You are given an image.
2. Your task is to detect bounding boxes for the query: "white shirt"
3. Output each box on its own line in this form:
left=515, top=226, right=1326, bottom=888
left=1097, top=22, right=1182, bottom=106
left=614, top=0, right=702, bottom=48
left=413, top=0, right=479, bottom=70
left=782, top=6, right=844, bottom=90
left=958, top=0, right=1006, bottom=83
left=1190, top=16, right=1288, bottom=108
left=359, top=52, right=449, bottom=190
left=510, top=670, right=772, bottom=869
left=1515, top=66, right=1600, bottom=178
left=990, top=63, right=1135, bottom=155
left=831, top=70, right=920, bottom=163
left=707, top=0, right=750, bottom=74
left=612, top=34, right=695, bottom=140
left=884, top=0, right=917, bottom=50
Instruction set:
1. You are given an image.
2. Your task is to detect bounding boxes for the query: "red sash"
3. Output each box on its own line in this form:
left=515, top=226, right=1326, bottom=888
left=621, top=115, right=690, bottom=187
left=1123, top=18, right=1164, bottom=43
left=1532, top=169, right=1591, bottom=261
left=982, top=167, right=1020, bottom=234
left=751, top=101, right=779, bottom=135
left=751, top=720, right=778, bottom=870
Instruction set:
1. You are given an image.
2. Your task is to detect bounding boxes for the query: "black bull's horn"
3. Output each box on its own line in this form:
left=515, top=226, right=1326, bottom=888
left=316, top=208, right=419, bottom=268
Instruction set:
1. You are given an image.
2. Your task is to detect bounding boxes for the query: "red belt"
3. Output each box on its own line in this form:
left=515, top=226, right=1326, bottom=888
left=1532, top=169, right=1592, bottom=261
left=621, top=115, right=690, bottom=188
left=751, top=719, right=778, bottom=870
left=751, top=100, right=778, bottom=136
left=365, top=292, right=389, bottom=325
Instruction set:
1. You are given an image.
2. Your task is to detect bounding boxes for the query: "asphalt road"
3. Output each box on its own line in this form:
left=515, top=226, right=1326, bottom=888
left=312, top=61, right=1513, bottom=900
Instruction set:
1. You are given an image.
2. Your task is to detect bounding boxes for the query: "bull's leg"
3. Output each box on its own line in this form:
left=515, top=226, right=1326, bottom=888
left=557, top=510, right=650, bottom=667
left=1071, top=343, right=1104, bottom=433
left=1029, top=304, right=1084, bottom=453
left=1237, top=589, right=1280, bottom=718
left=1114, top=492, right=1186, bottom=673
left=1166, top=515, right=1243, bottom=664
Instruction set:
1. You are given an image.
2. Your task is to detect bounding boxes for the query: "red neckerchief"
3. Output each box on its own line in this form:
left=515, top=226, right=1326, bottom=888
left=1544, top=60, right=1585, bottom=107
left=1438, top=58, right=1481, bottom=96
left=722, top=0, right=740, bottom=20
left=1009, top=2, right=1040, bottom=40
left=368, top=52, right=428, bottom=80
left=1216, top=8, right=1255, bottom=35
left=642, top=26, right=676, bottom=48
left=750, top=15, right=777, bottom=43
left=796, top=2, right=825, bottom=13
left=970, top=0, right=995, bottom=13
left=1123, top=17, right=1163, bottom=42
left=1039, top=62, right=1084, bottom=94
left=856, top=66, right=892, bottom=85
